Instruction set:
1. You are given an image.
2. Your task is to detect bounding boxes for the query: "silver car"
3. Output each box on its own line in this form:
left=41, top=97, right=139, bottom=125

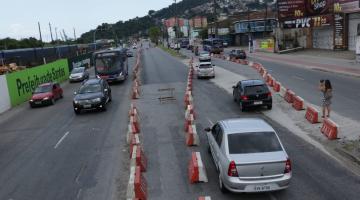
left=205, top=118, right=291, bottom=193
left=199, top=51, right=211, bottom=62
left=196, top=62, right=215, bottom=79
left=69, top=67, right=89, bottom=82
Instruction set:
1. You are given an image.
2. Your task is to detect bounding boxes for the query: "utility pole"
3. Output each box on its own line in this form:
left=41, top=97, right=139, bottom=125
left=55, top=27, right=58, bottom=41
left=174, top=0, right=178, bottom=39
left=49, top=23, right=54, bottom=43
left=73, top=27, right=77, bottom=41
left=62, top=29, right=68, bottom=41
left=38, top=22, right=43, bottom=46
left=264, top=2, right=268, bottom=38
left=213, top=0, right=218, bottom=38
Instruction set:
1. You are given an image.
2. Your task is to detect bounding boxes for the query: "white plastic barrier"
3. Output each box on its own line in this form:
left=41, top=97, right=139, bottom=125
left=0, top=75, right=11, bottom=113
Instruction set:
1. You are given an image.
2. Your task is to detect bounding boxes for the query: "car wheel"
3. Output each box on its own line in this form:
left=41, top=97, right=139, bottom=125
left=50, top=98, right=55, bottom=105
left=208, top=145, right=211, bottom=154
left=102, top=104, right=107, bottom=111
left=60, top=93, right=63, bottom=99
left=239, top=101, right=245, bottom=112
left=30, top=104, right=34, bottom=108
left=267, top=105, right=272, bottom=110
left=219, top=172, right=228, bottom=193
left=109, top=94, right=112, bottom=102
left=233, top=92, right=237, bottom=102
left=74, top=109, right=81, bottom=115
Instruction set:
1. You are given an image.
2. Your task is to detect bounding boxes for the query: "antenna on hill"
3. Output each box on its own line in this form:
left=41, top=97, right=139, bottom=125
left=49, top=23, right=54, bottom=43
left=38, top=22, right=43, bottom=46
left=73, top=28, right=77, bottom=41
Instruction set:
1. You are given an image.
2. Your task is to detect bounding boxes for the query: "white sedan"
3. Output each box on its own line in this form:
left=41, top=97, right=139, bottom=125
left=196, top=62, right=215, bottom=79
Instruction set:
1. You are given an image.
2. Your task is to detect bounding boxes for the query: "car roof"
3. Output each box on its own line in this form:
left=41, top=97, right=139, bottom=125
left=240, top=79, right=265, bottom=86
left=83, top=78, right=102, bottom=85
left=219, top=118, right=275, bottom=134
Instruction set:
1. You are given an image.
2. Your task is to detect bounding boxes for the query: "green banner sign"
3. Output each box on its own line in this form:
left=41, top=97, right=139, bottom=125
left=6, top=59, right=69, bottom=106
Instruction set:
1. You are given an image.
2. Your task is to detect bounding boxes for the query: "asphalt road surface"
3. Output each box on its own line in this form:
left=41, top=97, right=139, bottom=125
left=137, top=46, right=360, bottom=200
left=0, top=54, right=136, bottom=200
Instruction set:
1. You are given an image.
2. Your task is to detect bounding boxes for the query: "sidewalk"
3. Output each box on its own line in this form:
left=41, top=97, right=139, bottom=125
left=244, top=49, right=360, bottom=77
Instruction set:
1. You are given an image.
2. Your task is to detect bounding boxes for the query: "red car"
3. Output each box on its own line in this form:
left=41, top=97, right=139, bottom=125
left=29, top=82, right=63, bottom=107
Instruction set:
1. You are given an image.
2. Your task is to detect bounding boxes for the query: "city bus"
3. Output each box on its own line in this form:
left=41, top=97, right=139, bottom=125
left=93, top=48, right=128, bottom=82
left=203, top=38, right=224, bottom=54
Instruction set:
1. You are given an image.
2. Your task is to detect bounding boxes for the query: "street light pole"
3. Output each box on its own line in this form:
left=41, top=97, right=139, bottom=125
left=93, top=29, right=98, bottom=51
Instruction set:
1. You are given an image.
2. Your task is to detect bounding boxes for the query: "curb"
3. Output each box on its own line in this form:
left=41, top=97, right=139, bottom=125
left=335, top=147, right=360, bottom=166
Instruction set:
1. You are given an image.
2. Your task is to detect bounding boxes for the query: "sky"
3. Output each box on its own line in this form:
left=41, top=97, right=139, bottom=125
left=0, top=0, right=175, bottom=41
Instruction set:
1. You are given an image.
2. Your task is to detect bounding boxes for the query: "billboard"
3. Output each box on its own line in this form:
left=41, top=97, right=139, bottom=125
left=6, top=59, right=69, bottom=106
left=283, top=14, right=333, bottom=28
left=278, top=0, right=306, bottom=20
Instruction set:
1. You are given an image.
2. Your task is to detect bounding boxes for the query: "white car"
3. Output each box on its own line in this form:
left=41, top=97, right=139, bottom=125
left=196, top=62, right=215, bottom=79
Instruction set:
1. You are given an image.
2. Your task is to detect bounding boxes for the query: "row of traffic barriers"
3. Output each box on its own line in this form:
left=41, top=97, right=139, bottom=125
left=211, top=53, right=339, bottom=141
left=126, top=49, right=148, bottom=200
left=184, top=58, right=210, bottom=199
left=247, top=61, right=339, bottom=140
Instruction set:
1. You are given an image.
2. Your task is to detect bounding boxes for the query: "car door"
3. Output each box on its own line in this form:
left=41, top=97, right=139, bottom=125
left=209, top=124, right=220, bottom=166
left=214, top=125, right=224, bottom=170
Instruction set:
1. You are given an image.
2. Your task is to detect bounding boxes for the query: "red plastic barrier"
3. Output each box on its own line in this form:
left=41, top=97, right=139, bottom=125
left=273, top=81, right=280, bottom=92
left=188, top=153, right=199, bottom=183
left=284, top=89, right=295, bottom=103
left=184, top=113, right=195, bottom=132
left=321, top=118, right=338, bottom=140
left=292, top=95, right=305, bottom=110
left=186, top=124, right=199, bottom=146
left=134, top=166, right=148, bottom=200
left=305, top=106, right=319, bottom=124
left=199, top=197, right=211, bottom=200
left=130, top=115, right=140, bottom=133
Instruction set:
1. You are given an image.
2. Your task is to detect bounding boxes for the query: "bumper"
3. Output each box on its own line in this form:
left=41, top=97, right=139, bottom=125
left=197, top=72, right=215, bottom=78
left=73, top=101, right=104, bottom=111
left=242, top=99, right=272, bottom=107
left=102, top=74, right=126, bottom=82
left=69, top=77, right=85, bottom=82
left=29, top=99, right=52, bottom=106
left=223, top=173, right=291, bottom=193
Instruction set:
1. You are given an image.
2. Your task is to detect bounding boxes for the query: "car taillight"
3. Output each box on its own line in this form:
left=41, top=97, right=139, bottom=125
left=241, top=95, right=248, bottom=100
left=228, top=161, right=238, bottom=177
left=284, top=158, right=291, bottom=174
left=267, top=92, right=272, bottom=97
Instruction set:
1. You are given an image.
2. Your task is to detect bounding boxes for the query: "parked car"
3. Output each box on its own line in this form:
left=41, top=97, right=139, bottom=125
left=196, top=62, right=215, bottom=79
left=199, top=51, right=211, bottom=62
left=223, top=41, right=229, bottom=48
left=69, top=67, right=89, bottom=82
left=229, top=49, right=246, bottom=59
left=73, top=78, right=112, bottom=114
left=232, top=79, right=272, bottom=111
left=204, top=118, right=292, bottom=193
left=29, top=82, right=63, bottom=107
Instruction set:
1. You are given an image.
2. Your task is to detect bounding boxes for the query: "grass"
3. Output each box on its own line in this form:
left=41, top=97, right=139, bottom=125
left=158, top=45, right=186, bottom=59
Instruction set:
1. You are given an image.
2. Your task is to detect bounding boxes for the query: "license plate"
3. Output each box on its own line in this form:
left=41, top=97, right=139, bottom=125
left=254, top=184, right=271, bottom=191
left=83, top=105, right=91, bottom=108
left=35, top=102, right=41, bottom=105
left=254, top=101, right=263, bottom=105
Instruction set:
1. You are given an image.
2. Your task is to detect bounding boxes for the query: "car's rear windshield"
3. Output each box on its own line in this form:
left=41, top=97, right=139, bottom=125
left=199, top=64, right=212, bottom=69
left=228, top=132, right=282, bottom=154
left=244, top=85, right=268, bottom=95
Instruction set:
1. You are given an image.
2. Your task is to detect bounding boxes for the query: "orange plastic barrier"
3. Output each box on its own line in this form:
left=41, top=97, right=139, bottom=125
left=284, top=89, right=295, bottom=103
left=305, top=106, right=320, bottom=124
left=292, top=95, right=305, bottom=110
left=321, top=118, right=338, bottom=140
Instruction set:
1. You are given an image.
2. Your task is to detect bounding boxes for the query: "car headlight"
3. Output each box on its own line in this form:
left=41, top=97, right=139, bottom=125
left=93, top=98, right=101, bottom=102
left=74, top=100, right=79, bottom=104
left=30, top=99, right=34, bottom=102
left=43, top=97, right=49, bottom=100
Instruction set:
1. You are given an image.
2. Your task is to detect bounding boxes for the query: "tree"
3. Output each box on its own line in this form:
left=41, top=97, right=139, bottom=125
left=148, top=26, right=161, bottom=44
left=148, top=10, right=155, bottom=16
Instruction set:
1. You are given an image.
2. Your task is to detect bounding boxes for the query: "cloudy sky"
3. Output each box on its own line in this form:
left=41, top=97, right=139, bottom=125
left=0, top=0, right=175, bottom=41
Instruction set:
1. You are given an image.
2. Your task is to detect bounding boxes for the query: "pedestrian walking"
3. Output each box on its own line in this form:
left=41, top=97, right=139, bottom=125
left=322, top=79, right=333, bottom=118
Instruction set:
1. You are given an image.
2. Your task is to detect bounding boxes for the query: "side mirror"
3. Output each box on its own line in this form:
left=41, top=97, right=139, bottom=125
left=204, top=127, right=211, bottom=132
left=232, top=85, right=236, bottom=89
left=212, top=65, right=215, bottom=67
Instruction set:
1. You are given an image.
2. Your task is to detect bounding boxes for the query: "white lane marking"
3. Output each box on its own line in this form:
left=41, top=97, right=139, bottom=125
left=76, top=188, right=82, bottom=199
left=207, top=118, right=214, bottom=126
left=54, top=131, right=70, bottom=149
left=268, top=193, right=278, bottom=200
left=292, top=75, right=305, bottom=81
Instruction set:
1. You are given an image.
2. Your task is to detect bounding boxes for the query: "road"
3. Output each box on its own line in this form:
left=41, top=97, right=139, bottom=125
left=137, top=45, right=360, bottom=200
left=219, top=48, right=360, bottom=121
left=0, top=55, right=136, bottom=200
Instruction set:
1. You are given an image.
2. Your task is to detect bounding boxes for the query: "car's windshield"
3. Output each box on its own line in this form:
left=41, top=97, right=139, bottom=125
left=244, top=85, right=268, bottom=95
left=199, top=64, right=212, bottom=69
left=71, top=67, right=84, bottom=74
left=78, top=84, right=101, bottom=94
left=200, top=52, right=209, bottom=56
left=228, top=132, right=282, bottom=154
left=34, top=85, right=52, bottom=94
